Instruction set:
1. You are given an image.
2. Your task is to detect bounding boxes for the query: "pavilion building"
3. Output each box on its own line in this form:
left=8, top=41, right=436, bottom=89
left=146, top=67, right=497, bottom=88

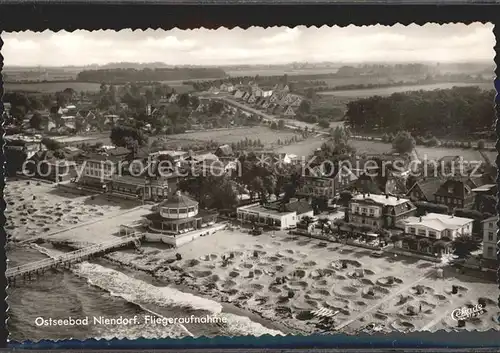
left=143, top=191, right=218, bottom=235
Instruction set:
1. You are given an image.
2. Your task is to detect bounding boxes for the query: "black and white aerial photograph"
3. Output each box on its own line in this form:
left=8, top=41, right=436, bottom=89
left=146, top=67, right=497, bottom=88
left=3, top=23, right=498, bottom=342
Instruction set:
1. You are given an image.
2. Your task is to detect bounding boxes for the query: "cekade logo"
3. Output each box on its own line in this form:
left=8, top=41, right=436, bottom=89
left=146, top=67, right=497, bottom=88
left=451, top=304, right=485, bottom=321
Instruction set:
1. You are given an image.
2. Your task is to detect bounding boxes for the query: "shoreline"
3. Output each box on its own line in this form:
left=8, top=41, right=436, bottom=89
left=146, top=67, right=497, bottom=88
left=21, top=240, right=296, bottom=336
left=100, top=249, right=299, bottom=336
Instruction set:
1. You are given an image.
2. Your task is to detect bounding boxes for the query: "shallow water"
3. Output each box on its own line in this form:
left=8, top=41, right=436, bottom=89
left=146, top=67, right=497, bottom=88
left=7, top=246, right=283, bottom=342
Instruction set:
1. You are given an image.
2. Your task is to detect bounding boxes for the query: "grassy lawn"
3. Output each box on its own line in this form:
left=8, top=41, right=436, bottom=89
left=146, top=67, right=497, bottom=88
left=167, top=126, right=301, bottom=148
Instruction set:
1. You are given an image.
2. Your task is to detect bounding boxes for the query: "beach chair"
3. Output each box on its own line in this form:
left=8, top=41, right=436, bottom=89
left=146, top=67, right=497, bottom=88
left=311, top=307, right=340, bottom=319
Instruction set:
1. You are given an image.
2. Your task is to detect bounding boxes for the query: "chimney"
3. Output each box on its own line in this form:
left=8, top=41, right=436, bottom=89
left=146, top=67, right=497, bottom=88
left=385, top=193, right=389, bottom=199
left=397, top=196, right=400, bottom=201
left=419, top=216, right=422, bottom=222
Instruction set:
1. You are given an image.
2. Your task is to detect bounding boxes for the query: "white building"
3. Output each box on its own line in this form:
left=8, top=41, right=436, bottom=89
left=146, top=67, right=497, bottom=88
left=402, top=213, right=474, bottom=240
left=237, top=199, right=313, bottom=230
left=349, top=194, right=416, bottom=228
left=482, top=216, right=497, bottom=260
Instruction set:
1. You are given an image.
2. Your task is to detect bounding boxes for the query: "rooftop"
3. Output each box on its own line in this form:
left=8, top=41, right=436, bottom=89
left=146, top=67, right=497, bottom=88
left=158, top=191, right=198, bottom=209
left=482, top=215, right=498, bottom=223
left=471, top=184, right=497, bottom=192
left=352, top=193, right=410, bottom=206
left=150, top=150, right=187, bottom=158
left=240, top=204, right=295, bottom=217
left=403, top=213, right=474, bottom=231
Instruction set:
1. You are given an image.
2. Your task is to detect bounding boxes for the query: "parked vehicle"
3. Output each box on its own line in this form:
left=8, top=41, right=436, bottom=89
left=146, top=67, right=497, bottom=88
left=250, top=227, right=263, bottom=235
left=371, top=250, right=383, bottom=258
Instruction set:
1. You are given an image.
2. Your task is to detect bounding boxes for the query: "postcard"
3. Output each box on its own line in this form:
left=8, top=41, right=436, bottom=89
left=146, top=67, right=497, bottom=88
left=3, top=23, right=498, bottom=342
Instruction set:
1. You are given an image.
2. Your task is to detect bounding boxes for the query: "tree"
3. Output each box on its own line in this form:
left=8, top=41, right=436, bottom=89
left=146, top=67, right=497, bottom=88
left=415, top=201, right=449, bottom=216
left=300, top=216, right=315, bottom=231
left=41, top=137, right=62, bottom=151
left=270, top=122, right=278, bottom=130
left=390, top=234, right=401, bottom=248
left=189, top=95, right=200, bottom=108
left=334, top=219, right=345, bottom=234
left=110, top=126, right=148, bottom=153
left=277, top=119, right=286, bottom=130
left=360, top=224, right=372, bottom=242
left=433, top=240, right=448, bottom=255
left=318, top=119, right=330, bottom=129
left=477, top=139, right=486, bottom=150
left=425, top=137, right=440, bottom=147
left=402, top=234, right=418, bottom=249
left=331, top=126, right=351, bottom=146
left=417, top=238, right=432, bottom=253
left=178, top=93, right=190, bottom=108
left=311, top=196, right=328, bottom=214
left=99, top=83, right=108, bottom=96
left=392, top=131, right=416, bottom=154
left=29, top=112, right=43, bottom=130
left=339, top=190, right=353, bottom=207
left=317, top=218, right=329, bottom=235
left=250, top=176, right=265, bottom=202
left=145, top=89, right=154, bottom=105
left=452, top=235, right=481, bottom=259
left=344, top=87, right=495, bottom=139
left=298, top=100, right=311, bottom=114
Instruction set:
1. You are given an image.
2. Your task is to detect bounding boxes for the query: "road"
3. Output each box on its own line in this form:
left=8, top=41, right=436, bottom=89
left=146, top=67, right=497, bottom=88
left=219, top=96, right=330, bottom=135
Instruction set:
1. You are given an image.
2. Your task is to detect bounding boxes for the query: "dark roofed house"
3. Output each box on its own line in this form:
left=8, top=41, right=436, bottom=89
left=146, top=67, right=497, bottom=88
left=352, top=172, right=383, bottom=195
left=434, top=178, right=474, bottom=210
left=406, top=178, right=443, bottom=202
left=107, top=146, right=132, bottom=158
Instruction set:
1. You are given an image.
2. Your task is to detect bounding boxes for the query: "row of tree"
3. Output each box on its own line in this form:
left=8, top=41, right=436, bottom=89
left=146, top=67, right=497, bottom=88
left=76, top=67, right=227, bottom=83
left=344, top=86, right=495, bottom=138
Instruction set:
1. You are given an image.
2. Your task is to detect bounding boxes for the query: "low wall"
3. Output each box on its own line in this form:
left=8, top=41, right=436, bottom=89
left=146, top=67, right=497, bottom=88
left=144, top=223, right=227, bottom=247
left=384, top=247, right=441, bottom=263
left=291, top=231, right=383, bottom=250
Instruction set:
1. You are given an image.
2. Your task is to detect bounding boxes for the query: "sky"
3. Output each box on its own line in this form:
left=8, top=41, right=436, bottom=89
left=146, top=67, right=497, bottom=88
left=2, top=23, right=494, bottom=67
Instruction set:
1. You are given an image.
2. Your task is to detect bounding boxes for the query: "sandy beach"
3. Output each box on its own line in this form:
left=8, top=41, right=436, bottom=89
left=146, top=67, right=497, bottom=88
left=5, top=180, right=142, bottom=243
left=33, top=216, right=500, bottom=334
left=7, top=179, right=499, bottom=335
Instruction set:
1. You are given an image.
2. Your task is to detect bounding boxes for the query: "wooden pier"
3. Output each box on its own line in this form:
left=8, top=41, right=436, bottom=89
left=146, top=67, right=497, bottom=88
left=7, top=234, right=143, bottom=285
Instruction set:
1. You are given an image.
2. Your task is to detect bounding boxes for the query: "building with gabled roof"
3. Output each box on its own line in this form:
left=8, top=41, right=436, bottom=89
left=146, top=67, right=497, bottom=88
left=406, top=177, right=443, bottom=202
left=401, top=213, right=474, bottom=241
left=283, top=106, right=296, bottom=117
left=348, top=193, right=416, bottom=229
left=233, top=89, right=245, bottom=99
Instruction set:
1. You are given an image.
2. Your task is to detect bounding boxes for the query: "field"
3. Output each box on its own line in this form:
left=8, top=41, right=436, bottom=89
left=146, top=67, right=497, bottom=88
left=274, top=135, right=496, bottom=162
left=348, top=140, right=496, bottom=163
left=4, top=82, right=102, bottom=93
left=4, top=81, right=194, bottom=94
left=226, top=67, right=341, bottom=77
left=318, top=82, right=493, bottom=98
left=167, top=126, right=302, bottom=149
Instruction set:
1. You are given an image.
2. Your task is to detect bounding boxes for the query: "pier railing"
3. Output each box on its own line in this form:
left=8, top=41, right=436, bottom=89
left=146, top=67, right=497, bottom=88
left=7, top=234, right=142, bottom=283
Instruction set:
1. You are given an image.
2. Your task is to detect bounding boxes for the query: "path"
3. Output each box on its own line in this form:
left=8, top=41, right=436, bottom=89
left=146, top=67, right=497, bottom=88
left=334, top=268, right=437, bottom=331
